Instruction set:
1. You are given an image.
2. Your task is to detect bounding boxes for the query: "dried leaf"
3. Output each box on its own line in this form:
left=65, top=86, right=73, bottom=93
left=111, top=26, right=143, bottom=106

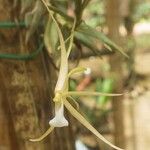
left=25, top=0, right=45, bottom=43
left=21, top=0, right=34, bottom=14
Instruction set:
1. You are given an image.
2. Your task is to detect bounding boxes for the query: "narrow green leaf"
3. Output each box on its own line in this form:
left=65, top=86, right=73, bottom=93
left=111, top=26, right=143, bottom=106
left=77, top=23, right=129, bottom=58
left=75, top=31, right=100, bottom=51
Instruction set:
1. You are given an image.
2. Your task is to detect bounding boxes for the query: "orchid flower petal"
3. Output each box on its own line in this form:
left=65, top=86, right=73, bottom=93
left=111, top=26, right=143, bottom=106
left=68, top=96, right=79, bottom=110
left=29, top=126, right=54, bottom=142
left=64, top=100, right=124, bottom=150
left=67, top=91, right=123, bottom=97
left=68, top=67, right=87, bottom=78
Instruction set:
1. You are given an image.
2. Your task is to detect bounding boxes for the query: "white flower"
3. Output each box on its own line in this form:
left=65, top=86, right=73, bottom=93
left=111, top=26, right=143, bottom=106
left=49, top=101, right=68, bottom=127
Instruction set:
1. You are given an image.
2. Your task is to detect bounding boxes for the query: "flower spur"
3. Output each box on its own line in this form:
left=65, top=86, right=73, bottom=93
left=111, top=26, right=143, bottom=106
left=30, top=1, right=124, bottom=150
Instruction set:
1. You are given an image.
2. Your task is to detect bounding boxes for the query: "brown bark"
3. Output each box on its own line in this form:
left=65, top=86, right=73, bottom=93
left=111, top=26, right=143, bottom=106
left=106, top=0, right=126, bottom=148
left=0, top=1, right=75, bottom=150
left=0, top=80, right=17, bottom=150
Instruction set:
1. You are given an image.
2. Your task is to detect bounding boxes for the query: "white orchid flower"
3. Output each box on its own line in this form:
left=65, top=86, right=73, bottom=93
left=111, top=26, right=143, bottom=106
left=49, top=101, right=68, bottom=127
left=30, top=1, right=124, bottom=150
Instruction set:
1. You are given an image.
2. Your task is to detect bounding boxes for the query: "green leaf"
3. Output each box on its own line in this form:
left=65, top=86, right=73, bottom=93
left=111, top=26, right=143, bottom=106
left=96, top=78, right=114, bottom=105
left=44, top=18, right=58, bottom=54
left=75, top=31, right=112, bottom=57
left=75, top=31, right=100, bottom=51
left=77, top=23, right=129, bottom=58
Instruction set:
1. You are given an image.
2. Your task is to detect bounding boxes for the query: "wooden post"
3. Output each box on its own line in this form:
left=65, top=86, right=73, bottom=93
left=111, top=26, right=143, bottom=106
left=106, top=0, right=126, bottom=148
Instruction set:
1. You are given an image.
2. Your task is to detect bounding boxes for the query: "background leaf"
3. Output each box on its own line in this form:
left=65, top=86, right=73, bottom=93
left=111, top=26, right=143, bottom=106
left=77, top=23, right=128, bottom=58
left=25, top=0, right=45, bottom=43
left=44, top=18, right=58, bottom=55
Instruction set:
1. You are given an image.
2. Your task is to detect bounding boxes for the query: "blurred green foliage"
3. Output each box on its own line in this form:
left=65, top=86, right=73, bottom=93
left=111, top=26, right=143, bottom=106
left=84, top=0, right=105, bottom=27
left=96, top=78, right=114, bottom=106
left=134, top=2, right=150, bottom=22
left=22, top=0, right=127, bottom=57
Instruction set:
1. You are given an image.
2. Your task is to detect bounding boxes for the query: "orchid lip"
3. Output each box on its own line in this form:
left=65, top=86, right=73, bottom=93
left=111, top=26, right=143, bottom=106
left=49, top=101, right=69, bottom=127
left=49, top=116, right=69, bottom=127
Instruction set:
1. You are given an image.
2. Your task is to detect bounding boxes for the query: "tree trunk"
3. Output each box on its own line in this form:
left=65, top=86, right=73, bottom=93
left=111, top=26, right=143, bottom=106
left=106, top=0, right=126, bottom=148
left=0, top=1, right=75, bottom=150
left=122, top=0, right=137, bottom=149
